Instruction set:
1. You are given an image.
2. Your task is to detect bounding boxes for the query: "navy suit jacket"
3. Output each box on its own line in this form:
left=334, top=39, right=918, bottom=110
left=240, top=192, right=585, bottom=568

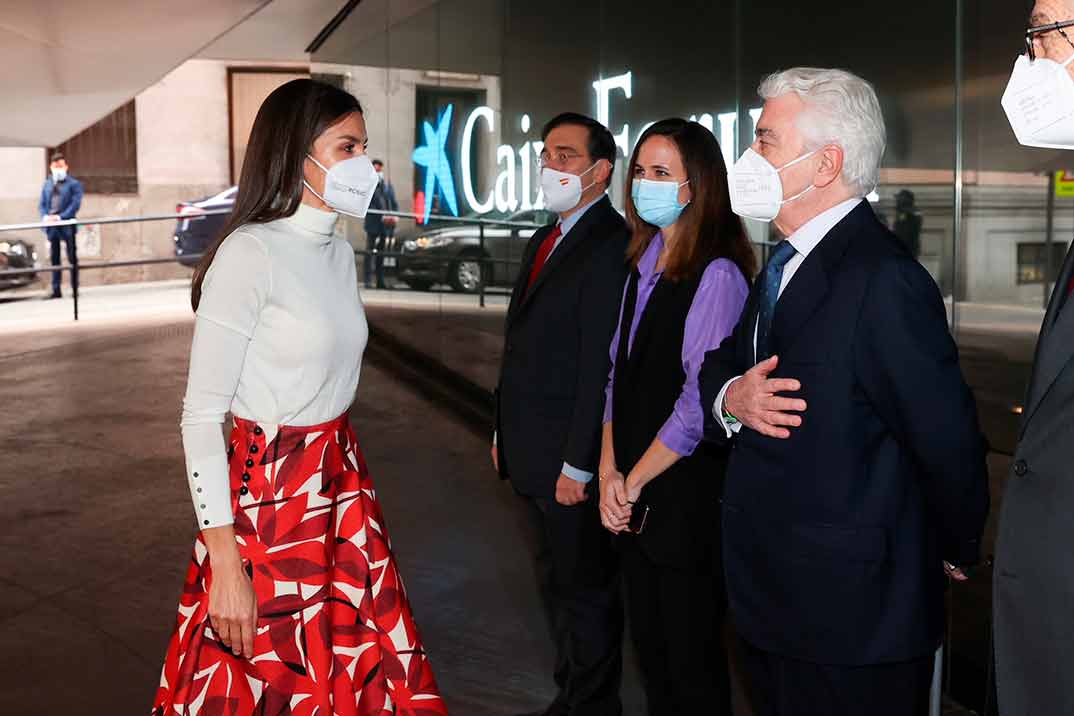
left=38, top=176, right=84, bottom=239
left=494, top=195, right=630, bottom=497
left=699, top=201, right=989, bottom=666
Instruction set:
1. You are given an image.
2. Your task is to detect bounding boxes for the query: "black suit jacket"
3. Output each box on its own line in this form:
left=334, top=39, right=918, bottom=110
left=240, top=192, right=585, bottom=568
left=993, top=238, right=1074, bottom=714
left=495, top=195, right=631, bottom=497
left=699, top=201, right=989, bottom=666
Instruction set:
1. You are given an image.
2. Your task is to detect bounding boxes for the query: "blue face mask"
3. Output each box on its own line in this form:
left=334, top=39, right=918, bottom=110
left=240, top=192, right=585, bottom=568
left=632, top=178, right=690, bottom=228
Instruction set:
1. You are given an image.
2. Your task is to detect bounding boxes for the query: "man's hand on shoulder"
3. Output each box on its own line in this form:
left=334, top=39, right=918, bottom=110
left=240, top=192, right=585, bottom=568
left=724, top=355, right=807, bottom=439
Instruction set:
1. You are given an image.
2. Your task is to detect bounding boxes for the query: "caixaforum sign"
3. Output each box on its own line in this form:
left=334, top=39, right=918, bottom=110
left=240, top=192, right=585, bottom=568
left=413, top=71, right=763, bottom=220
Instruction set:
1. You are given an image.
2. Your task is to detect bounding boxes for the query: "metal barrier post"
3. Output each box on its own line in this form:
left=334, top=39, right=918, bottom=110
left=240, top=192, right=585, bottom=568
left=930, top=643, right=943, bottom=716
left=478, top=223, right=486, bottom=309
left=72, top=253, right=80, bottom=321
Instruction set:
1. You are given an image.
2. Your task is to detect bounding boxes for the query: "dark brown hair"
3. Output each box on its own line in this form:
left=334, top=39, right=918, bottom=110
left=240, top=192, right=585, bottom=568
left=624, top=119, right=757, bottom=282
left=190, top=79, right=362, bottom=310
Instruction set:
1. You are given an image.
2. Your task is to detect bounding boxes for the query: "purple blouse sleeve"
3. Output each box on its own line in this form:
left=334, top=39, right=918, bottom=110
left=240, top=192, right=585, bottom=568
left=602, top=282, right=629, bottom=425
left=657, top=259, right=749, bottom=456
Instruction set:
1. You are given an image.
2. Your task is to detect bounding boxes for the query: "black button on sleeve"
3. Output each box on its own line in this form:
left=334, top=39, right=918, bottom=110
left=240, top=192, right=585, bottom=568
left=1013, top=459, right=1028, bottom=477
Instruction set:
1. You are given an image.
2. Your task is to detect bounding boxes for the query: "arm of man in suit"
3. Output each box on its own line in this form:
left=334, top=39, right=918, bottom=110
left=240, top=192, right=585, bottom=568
left=560, top=230, right=630, bottom=493
left=855, top=257, right=990, bottom=569
left=698, top=315, right=805, bottom=442
left=38, top=184, right=48, bottom=220
left=61, top=180, right=83, bottom=220
left=491, top=229, right=548, bottom=475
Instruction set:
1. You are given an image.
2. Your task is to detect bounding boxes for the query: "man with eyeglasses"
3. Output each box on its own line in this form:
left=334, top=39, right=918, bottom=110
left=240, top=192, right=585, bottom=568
left=994, top=2, right=1074, bottom=714
left=492, top=112, right=630, bottom=716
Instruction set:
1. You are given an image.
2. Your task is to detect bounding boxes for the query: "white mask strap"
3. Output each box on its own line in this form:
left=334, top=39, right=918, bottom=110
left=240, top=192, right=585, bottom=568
left=776, top=150, right=818, bottom=173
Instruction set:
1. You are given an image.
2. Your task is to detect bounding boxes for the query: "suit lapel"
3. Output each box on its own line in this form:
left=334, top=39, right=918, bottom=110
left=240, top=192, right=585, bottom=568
left=518, top=195, right=610, bottom=312
left=1021, top=240, right=1074, bottom=432
left=506, top=225, right=553, bottom=329
left=769, top=203, right=862, bottom=358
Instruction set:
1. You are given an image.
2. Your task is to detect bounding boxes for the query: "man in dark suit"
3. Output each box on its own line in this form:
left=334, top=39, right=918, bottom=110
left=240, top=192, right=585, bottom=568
left=993, top=3, right=1074, bottom=712
left=37, top=151, right=84, bottom=299
left=699, top=68, right=989, bottom=716
left=493, top=112, right=630, bottom=716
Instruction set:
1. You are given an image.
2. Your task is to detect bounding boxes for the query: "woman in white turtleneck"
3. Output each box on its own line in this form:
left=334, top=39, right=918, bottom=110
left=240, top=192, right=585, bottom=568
left=151, top=79, right=447, bottom=716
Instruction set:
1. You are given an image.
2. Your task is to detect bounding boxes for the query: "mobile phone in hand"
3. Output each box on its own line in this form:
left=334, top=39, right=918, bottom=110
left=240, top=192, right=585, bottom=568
left=628, top=502, right=650, bottom=534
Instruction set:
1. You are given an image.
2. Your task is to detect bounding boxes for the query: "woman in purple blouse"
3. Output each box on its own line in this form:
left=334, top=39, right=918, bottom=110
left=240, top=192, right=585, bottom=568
left=597, top=118, right=756, bottom=715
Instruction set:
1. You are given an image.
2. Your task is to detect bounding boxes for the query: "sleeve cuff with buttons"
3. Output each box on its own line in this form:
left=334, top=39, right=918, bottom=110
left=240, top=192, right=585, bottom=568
left=185, top=447, right=234, bottom=529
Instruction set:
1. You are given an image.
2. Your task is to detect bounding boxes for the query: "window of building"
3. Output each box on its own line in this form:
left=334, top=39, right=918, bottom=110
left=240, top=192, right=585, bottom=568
left=49, top=100, right=138, bottom=194
left=1017, top=242, right=1070, bottom=285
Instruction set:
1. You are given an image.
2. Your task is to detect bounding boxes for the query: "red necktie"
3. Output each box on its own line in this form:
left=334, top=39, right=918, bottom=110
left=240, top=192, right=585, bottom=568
left=525, top=225, right=562, bottom=294
left=1067, top=274, right=1074, bottom=298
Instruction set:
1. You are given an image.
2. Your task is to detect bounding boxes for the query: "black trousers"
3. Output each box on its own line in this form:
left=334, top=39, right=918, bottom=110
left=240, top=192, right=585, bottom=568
left=519, top=492, right=623, bottom=716
left=739, top=639, right=934, bottom=716
left=621, top=540, right=731, bottom=716
left=364, top=231, right=390, bottom=288
left=48, top=230, right=77, bottom=294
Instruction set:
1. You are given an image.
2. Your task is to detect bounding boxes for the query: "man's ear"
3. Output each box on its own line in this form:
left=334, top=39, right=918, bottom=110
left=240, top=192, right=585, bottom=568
left=593, top=158, right=613, bottom=187
left=814, top=144, right=844, bottom=189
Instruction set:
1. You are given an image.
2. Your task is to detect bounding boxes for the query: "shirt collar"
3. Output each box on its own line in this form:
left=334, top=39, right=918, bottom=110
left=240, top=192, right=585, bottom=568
left=638, top=231, right=664, bottom=278
left=283, top=201, right=339, bottom=239
left=557, top=192, right=605, bottom=237
left=785, top=197, right=864, bottom=259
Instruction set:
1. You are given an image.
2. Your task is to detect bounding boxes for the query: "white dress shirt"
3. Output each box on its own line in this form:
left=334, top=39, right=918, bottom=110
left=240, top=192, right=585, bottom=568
left=714, top=197, right=864, bottom=436
left=180, top=202, right=368, bottom=528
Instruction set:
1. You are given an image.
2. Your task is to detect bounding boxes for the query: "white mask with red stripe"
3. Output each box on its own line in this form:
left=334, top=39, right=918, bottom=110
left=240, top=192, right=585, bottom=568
left=541, top=163, right=598, bottom=213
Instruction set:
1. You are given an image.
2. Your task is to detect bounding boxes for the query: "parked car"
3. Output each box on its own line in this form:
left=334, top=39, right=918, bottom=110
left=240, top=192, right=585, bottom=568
left=396, top=209, right=554, bottom=292
left=0, top=236, right=39, bottom=290
left=174, top=186, right=236, bottom=267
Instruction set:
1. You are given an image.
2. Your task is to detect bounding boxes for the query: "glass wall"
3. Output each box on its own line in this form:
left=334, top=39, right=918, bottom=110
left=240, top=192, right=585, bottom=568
left=313, top=1, right=1070, bottom=710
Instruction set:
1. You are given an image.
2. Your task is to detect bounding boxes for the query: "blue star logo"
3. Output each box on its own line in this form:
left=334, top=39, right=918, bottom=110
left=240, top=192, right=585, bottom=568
left=412, top=104, right=459, bottom=224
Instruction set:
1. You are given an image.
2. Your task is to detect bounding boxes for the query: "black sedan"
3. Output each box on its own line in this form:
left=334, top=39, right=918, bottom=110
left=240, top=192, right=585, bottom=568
left=396, top=209, right=553, bottom=292
left=174, top=186, right=236, bottom=267
left=0, top=236, right=39, bottom=290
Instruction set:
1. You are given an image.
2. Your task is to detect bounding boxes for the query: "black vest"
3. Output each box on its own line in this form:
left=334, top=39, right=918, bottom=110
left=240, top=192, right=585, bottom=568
left=612, top=261, right=731, bottom=569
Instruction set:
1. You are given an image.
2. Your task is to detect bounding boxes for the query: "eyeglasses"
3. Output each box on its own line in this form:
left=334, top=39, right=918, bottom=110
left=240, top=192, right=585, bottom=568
left=1025, top=19, right=1074, bottom=61
left=536, top=150, right=584, bottom=169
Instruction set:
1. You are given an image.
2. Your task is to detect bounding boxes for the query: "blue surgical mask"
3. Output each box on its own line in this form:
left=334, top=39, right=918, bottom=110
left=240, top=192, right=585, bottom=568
left=632, top=178, right=690, bottom=228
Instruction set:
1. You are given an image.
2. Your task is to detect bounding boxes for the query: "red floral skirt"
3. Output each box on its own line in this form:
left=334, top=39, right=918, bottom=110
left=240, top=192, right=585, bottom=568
left=152, top=413, right=446, bottom=716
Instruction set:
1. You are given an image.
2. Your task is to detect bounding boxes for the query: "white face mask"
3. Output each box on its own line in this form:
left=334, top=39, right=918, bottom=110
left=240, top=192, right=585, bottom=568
left=1002, top=52, right=1074, bottom=150
left=303, top=153, right=380, bottom=218
left=726, top=148, right=817, bottom=222
left=51, top=167, right=67, bottom=182
left=541, top=163, right=598, bottom=213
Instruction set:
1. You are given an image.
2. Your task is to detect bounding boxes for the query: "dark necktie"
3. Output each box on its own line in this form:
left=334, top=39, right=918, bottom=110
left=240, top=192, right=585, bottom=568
left=755, top=240, right=798, bottom=363
left=525, top=225, right=563, bottom=294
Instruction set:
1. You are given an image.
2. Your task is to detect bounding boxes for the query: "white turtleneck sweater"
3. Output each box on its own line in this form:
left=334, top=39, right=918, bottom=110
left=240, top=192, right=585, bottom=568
left=180, top=202, right=368, bottom=529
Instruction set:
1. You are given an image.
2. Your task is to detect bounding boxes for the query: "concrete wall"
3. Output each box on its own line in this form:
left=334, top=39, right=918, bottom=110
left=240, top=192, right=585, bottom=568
left=0, top=60, right=235, bottom=289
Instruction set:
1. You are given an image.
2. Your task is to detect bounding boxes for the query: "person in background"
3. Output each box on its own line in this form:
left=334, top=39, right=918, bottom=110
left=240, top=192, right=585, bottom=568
left=893, top=189, right=922, bottom=259
left=37, top=151, right=83, bottom=299
left=993, top=2, right=1074, bottom=713
left=493, top=112, right=630, bottom=716
left=363, top=159, right=399, bottom=289
left=698, top=67, right=989, bottom=716
left=597, top=118, right=753, bottom=716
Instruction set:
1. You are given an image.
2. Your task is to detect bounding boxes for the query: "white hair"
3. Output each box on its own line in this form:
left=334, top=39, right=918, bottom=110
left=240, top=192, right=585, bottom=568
left=758, top=67, right=886, bottom=196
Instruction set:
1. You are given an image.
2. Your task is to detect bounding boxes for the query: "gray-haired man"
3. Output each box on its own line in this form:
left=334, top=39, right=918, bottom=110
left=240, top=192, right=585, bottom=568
left=699, top=67, right=989, bottom=716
